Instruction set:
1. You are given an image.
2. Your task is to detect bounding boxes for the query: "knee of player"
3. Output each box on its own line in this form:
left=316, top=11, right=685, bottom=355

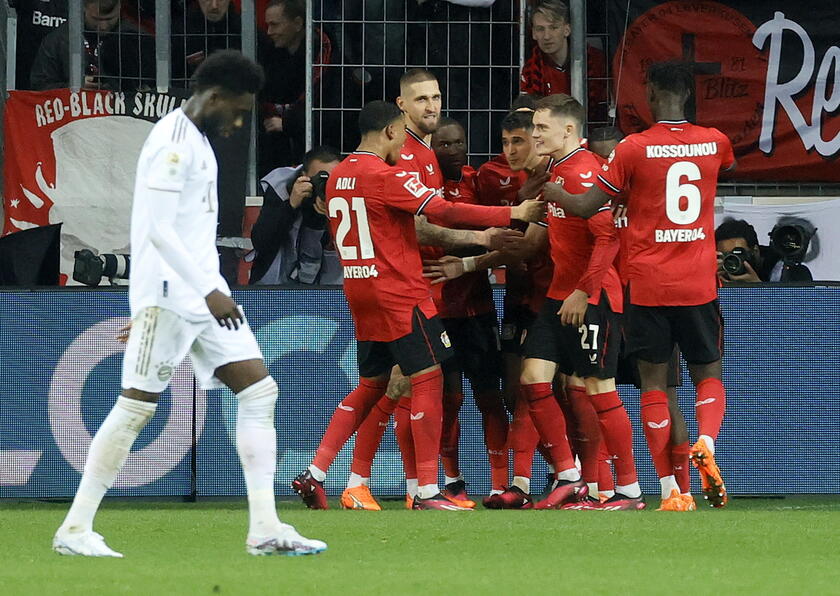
left=237, top=376, right=278, bottom=417
left=582, top=376, right=616, bottom=395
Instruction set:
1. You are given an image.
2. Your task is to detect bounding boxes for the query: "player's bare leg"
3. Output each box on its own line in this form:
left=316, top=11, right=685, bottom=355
left=688, top=359, right=728, bottom=508
left=342, top=366, right=406, bottom=510
left=53, top=387, right=158, bottom=557
left=293, top=371, right=389, bottom=509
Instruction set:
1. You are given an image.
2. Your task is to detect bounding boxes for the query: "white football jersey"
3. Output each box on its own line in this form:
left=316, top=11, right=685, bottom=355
left=129, top=108, right=228, bottom=321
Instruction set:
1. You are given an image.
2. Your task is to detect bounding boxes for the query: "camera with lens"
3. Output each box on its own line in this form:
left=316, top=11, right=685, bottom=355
left=720, top=246, right=755, bottom=276
left=301, top=170, right=330, bottom=230
left=769, top=223, right=812, bottom=264
left=73, top=249, right=130, bottom=286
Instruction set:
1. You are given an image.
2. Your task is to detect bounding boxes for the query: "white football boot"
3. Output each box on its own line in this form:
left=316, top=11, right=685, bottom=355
left=53, top=530, right=124, bottom=558
left=246, top=523, right=327, bottom=556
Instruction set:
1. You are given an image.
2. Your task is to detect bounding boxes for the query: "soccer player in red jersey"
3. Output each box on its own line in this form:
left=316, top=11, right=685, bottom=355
left=521, top=94, right=642, bottom=510
left=292, top=100, right=544, bottom=510
left=544, top=61, right=736, bottom=509
left=592, top=126, right=693, bottom=506
left=428, top=118, right=511, bottom=501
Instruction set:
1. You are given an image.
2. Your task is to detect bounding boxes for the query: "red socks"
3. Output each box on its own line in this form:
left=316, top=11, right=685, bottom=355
left=566, top=385, right=603, bottom=484
left=511, top=393, right=540, bottom=479
left=695, top=378, right=726, bottom=440
left=590, top=390, right=638, bottom=486
left=410, top=369, right=445, bottom=487
left=350, top=395, right=399, bottom=478
left=640, top=390, right=673, bottom=479
left=394, top=398, right=417, bottom=480
left=520, top=383, right=575, bottom=472
left=312, top=378, right=388, bottom=472
left=597, top=440, right=615, bottom=493
left=440, top=391, right=464, bottom=478
left=671, top=441, right=691, bottom=493
left=475, top=390, right=509, bottom=491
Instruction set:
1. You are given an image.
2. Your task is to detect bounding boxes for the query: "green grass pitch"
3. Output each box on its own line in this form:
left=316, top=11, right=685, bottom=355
left=2, top=497, right=840, bottom=595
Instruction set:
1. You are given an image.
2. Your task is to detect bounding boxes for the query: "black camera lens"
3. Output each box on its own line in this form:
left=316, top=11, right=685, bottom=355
left=722, top=252, right=746, bottom=276
left=770, top=224, right=805, bottom=258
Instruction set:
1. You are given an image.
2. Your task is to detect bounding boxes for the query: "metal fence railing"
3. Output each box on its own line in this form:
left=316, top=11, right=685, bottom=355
left=307, top=0, right=529, bottom=167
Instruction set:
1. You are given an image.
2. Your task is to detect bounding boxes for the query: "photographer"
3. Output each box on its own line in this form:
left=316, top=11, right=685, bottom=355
left=715, top=218, right=813, bottom=283
left=250, top=146, right=341, bottom=285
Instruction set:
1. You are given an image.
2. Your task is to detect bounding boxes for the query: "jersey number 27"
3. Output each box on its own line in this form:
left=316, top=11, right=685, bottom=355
left=329, top=196, right=375, bottom=260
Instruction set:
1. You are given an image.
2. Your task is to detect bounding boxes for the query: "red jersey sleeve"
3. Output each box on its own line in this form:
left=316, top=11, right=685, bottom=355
left=716, top=128, right=736, bottom=170
left=595, top=139, right=637, bottom=197
left=576, top=207, right=620, bottom=297
left=520, top=51, right=542, bottom=94
left=422, top=194, right=512, bottom=228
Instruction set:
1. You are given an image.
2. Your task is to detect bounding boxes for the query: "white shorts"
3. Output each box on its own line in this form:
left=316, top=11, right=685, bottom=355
left=121, top=306, right=263, bottom=392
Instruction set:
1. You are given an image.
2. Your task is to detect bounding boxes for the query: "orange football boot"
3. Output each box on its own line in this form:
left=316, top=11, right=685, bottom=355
left=690, top=439, right=728, bottom=508
left=657, top=489, right=692, bottom=511
left=340, top=485, right=382, bottom=511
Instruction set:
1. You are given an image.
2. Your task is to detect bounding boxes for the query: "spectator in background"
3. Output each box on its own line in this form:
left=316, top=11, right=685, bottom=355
left=250, top=146, right=342, bottom=285
left=171, top=0, right=242, bottom=85
left=14, top=0, right=68, bottom=90
left=30, top=0, right=154, bottom=91
left=715, top=218, right=813, bottom=283
left=520, top=0, right=608, bottom=122
left=259, top=0, right=333, bottom=174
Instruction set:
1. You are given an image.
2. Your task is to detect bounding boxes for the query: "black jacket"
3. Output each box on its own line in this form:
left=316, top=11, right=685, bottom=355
left=30, top=21, right=155, bottom=92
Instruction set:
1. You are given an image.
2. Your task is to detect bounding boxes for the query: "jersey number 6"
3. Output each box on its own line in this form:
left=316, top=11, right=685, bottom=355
left=665, top=161, right=702, bottom=225
left=329, top=196, right=375, bottom=260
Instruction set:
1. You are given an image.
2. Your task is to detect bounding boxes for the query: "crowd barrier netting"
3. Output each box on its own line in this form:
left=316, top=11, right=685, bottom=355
left=2, top=285, right=839, bottom=498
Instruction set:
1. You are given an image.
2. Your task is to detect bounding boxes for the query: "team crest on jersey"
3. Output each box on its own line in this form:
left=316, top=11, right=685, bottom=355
left=157, top=363, right=174, bottom=382
left=167, top=152, right=180, bottom=165
left=403, top=176, right=427, bottom=198
left=440, top=331, right=452, bottom=348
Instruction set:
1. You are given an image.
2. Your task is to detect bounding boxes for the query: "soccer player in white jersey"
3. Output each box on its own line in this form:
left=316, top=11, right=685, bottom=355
left=52, top=50, right=326, bottom=558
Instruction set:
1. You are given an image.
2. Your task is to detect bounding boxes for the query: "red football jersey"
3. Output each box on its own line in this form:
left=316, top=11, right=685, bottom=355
left=475, top=155, right=552, bottom=313
left=438, top=166, right=495, bottom=319
left=595, top=121, right=735, bottom=306
left=326, top=152, right=513, bottom=342
left=543, top=148, right=622, bottom=311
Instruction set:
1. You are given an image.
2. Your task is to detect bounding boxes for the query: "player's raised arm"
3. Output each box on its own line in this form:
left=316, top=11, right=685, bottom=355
left=542, top=179, right=612, bottom=219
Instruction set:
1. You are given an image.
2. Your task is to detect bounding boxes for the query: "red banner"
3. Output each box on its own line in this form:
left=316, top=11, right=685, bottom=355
left=612, top=1, right=840, bottom=181
left=3, top=89, right=186, bottom=280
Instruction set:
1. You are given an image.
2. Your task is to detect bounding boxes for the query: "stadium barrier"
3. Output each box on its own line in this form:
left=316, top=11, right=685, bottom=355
left=2, top=285, right=839, bottom=499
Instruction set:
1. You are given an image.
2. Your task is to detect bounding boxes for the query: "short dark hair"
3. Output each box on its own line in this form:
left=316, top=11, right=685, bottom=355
left=501, top=109, right=534, bottom=133
left=266, top=0, right=305, bottom=20
left=436, top=116, right=463, bottom=131
left=510, top=92, right=543, bottom=111
left=358, top=100, right=402, bottom=136
left=533, top=0, right=569, bottom=25
left=303, top=145, right=341, bottom=171
left=647, top=61, right=694, bottom=98
left=715, top=218, right=759, bottom=247
left=192, top=50, right=264, bottom=95
left=400, top=68, right=438, bottom=92
left=590, top=126, right=624, bottom=143
left=535, top=93, right=584, bottom=127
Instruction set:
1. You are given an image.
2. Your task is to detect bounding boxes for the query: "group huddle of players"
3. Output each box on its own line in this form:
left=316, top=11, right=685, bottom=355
left=292, top=60, right=734, bottom=512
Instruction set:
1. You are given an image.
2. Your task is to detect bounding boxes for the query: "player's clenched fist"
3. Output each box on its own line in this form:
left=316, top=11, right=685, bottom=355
left=511, top=198, right=546, bottom=223
left=205, top=289, right=244, bottom=329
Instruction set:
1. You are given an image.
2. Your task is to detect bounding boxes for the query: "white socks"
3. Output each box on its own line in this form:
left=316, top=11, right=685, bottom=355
left=236, top=376, right=282, bottom=538
left=659, top=475, right=680, bottom=499
left=444, top=475, right=462, bottom=486
left=308, top=464, right=327, bottom=482
left=557, top=467, right=581, bottom=482
left=418, top=483, right=439, bottom=499
left=346, top=473, right=367, bottom=489
left=512, top=476, right=530, bottom=493
left=616, top=482, right=642, bottom=499
left=60, top=396, right=156, bottom=534
left=406, top=478, right=419, bottom=498
left=699, top=434, right=715, bottom=455
left=587, top=482, right=599, bottom=497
